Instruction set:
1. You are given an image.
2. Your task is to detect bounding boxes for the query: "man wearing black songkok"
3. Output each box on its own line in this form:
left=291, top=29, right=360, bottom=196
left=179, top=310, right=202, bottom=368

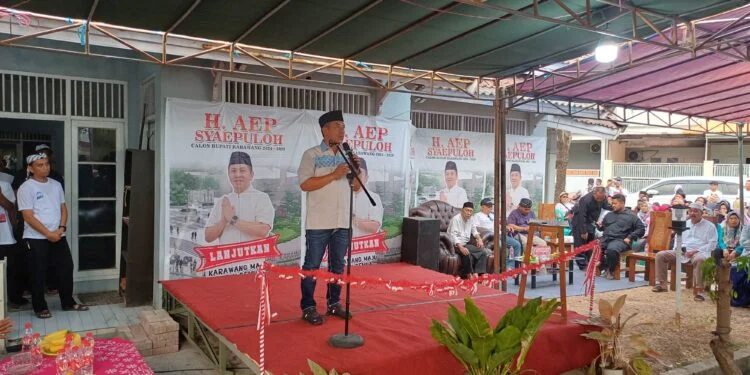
left=204, top=151, right=274, bottom=244
left=446, top=201, right=488, bottom=278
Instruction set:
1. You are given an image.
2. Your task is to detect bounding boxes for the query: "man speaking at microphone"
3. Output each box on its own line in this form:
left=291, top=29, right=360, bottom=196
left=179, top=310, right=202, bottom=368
left=297, top=110, right=360, bottom=325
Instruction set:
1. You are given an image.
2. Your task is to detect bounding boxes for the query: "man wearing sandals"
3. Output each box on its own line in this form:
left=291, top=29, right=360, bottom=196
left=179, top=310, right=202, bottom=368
left=653, top=202, right=717, bottom=301
left=17, top=153, right=87, bottom=318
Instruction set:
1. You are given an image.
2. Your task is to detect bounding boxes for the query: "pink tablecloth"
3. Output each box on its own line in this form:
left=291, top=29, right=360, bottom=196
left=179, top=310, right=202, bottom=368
left=0, top=338, right=154, bottom=374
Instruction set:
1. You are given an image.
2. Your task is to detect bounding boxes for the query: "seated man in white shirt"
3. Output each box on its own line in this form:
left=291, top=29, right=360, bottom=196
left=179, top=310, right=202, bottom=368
left=472, top=198, right=523, bottom=258
left=439, top=161, right=468, bottom=208
left=653, top=202, right=718, bottom=301
left=447, top=202, right=488, bottom=279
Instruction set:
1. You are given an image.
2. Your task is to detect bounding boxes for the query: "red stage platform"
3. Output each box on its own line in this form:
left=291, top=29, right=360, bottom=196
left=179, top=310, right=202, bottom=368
left=162, top=263, right=598, bottom=375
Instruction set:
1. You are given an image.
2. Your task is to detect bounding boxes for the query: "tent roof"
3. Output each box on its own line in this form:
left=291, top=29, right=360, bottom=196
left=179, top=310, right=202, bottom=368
left=10, top=0, right=745, bottom=77
left=514, top=4, right=750, bottom=126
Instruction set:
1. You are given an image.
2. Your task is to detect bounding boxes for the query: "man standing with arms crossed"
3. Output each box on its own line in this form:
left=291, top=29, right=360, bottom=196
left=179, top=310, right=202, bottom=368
left=18, top=153, right=87, bottom=319
left=298, top=110, right=359, bottom=325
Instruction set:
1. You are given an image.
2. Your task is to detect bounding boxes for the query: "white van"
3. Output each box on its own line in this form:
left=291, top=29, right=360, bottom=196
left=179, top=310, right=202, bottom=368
left=625, top=176, right=741, bottom=208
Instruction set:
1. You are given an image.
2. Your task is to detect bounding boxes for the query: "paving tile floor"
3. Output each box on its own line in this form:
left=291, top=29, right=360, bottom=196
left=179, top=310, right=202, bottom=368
left=5, top=296, right=154, bottom=339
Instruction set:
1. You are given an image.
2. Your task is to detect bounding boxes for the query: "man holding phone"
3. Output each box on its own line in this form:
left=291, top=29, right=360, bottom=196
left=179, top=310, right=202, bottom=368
left=652, top=202, right=717, bottom=301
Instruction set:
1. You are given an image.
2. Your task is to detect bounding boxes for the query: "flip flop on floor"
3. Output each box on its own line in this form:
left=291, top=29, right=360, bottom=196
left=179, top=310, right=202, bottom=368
left=652, top=285, right=668, bottom=292
left=35, top=310, right=52, bottom=319
left=63, top=304, right=89, bottom=312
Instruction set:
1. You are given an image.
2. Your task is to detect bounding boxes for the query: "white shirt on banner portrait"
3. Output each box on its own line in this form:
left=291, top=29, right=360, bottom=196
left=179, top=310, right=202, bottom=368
left=298, top=141, right=351, bottom=229
left=440, top=186, right=468, bottom=208
left=352, top=189, right=383, bottom=238
left=508, top=185, right=530, bottom=213
left=0, top=179, right=15, bottom=245
left=206, top=186, right=274, bottom=244
left=17, top=178, right=65, bottom=239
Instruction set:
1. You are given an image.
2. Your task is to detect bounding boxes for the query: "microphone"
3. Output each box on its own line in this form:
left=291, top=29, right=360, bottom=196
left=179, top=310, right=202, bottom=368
left=341, top=142, right=359, bottom=171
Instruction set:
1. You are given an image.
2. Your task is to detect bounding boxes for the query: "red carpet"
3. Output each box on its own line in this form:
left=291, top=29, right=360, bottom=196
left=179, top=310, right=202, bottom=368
left=162, top=263, right=598, bottom=375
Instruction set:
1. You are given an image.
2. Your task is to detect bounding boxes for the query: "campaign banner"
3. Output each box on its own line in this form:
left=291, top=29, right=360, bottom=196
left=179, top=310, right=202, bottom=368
left=412, top=128, right=546, bottom=214
left=165, top=99, right=410, bottom=279
left=165, top=99, right=319, bottom=279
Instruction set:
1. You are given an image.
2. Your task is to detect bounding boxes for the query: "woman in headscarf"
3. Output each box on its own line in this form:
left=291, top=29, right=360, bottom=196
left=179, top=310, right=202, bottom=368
left=730, top=211, right=750, bottom=307
left=555, top=192, right=574, bottom=236
left=716, top=200, right=731, bottom=224
left=634, top=199, right=651, bottom=252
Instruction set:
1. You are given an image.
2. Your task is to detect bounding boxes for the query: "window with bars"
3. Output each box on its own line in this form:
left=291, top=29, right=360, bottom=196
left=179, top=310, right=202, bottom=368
left=0, top=72, right=67, bottom=115
left=71, top=80, right=126, bottom=119
left=410, top=110, right=527, bottom=135
left=222, top=78, right=371, bottom=115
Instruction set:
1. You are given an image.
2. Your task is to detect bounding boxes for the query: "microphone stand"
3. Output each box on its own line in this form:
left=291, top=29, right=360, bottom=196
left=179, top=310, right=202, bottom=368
left=329, top=143, right=374, bottom=349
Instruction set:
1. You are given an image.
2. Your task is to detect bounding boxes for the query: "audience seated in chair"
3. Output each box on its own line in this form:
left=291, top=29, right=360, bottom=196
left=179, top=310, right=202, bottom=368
left=447, top=202, right=489, bottom=279
left=409, top=200, right=495, bottom=276
left=599, top=194, right=645, bottom=280
left=508, top=198, right=546, bottom=249
left=652, top=202, right=717, bottom=301
left=472, top=198, right=522, bottom=258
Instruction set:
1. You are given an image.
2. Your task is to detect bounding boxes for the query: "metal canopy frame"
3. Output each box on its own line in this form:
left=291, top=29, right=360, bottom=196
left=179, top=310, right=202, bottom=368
left=2, top=1, right=749, bottom=133
left=2, top=2, right=748, bottom=369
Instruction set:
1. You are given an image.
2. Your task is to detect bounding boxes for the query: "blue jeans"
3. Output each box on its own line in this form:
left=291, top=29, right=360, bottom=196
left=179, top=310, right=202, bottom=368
left=507, top=236, right=522, bottom=258
left=300, top=228, right=349, bottom=311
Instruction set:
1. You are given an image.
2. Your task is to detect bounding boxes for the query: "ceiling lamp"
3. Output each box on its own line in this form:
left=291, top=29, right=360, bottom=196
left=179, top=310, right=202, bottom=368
left=594, top=40, right=619, bottom=63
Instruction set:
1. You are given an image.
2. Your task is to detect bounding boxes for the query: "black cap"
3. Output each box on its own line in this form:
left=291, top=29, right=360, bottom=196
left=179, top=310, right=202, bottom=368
left=519, top=198, right=532, bottom=208
left=228, top=151, right=252, bottom=168
left=510, top=163, right=521, bottom=174
left=445, top=161, right=457, bottom=171
left=319, top=110, right=344, bottom=127
left=462, top=202, right=474, bottom=209
left=480, top=198, right=494, bottom=207
left=358, top=157, right=368, bottom=172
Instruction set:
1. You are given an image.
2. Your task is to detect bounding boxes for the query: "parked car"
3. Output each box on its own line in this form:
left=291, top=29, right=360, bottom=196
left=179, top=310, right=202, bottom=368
left=625, top=176, right=740, bottom=208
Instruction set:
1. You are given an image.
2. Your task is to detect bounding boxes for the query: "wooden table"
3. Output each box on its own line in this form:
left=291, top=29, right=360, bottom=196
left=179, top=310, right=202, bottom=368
left=516, top=220, right=570, bottom=320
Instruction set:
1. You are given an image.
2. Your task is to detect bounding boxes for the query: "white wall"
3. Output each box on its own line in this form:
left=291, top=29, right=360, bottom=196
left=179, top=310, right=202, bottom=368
left=709, top=142, right=750, bottom=164
left=568, top=141, right=601, bottom=169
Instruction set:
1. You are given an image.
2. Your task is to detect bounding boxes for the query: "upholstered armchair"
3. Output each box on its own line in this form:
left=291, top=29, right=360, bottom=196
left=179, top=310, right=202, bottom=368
left=408, top=200, right=495, bottom=276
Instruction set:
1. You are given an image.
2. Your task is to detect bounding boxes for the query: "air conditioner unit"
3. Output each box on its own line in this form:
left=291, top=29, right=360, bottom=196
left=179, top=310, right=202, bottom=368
left=627, top=151, right=642, bottom=162
left=590, top=143, right=601, bottom=153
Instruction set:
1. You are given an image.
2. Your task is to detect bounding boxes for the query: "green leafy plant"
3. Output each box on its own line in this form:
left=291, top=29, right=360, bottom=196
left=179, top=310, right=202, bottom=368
left=702, top=254, right=750, bottom=301
left=575, top=295, right=656, bottom=374
left=430, top=297, right=560, bottom=375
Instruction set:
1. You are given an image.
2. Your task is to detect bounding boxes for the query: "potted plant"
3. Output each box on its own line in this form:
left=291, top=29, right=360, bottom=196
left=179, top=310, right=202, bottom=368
left=430, top=297, right=560, bottom=375
left=576, top=295, right=656, bottom=375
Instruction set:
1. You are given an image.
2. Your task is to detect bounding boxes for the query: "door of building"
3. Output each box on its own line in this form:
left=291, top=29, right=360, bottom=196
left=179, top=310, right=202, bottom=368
left=70, top=120, right=124, bottom=282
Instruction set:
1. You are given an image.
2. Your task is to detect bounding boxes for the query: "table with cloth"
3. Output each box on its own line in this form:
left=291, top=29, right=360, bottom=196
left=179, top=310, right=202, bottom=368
left=0, top=338, right=154, bottom=374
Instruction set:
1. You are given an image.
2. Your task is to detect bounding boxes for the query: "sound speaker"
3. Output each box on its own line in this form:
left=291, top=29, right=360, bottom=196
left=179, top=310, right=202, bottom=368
left=401, top=217, right=440, bottom=271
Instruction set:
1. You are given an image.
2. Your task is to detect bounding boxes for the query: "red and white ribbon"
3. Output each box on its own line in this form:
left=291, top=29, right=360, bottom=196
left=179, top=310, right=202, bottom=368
left=255, top=265, right=272, bottom=374
left=583, top=241, right=601, bottom=316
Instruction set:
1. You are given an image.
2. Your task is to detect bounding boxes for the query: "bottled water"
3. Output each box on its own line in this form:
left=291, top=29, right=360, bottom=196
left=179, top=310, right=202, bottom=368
left=31, top=333, right=42, bottom=366
left=21, top=323, right=33, bottom=352
left=81, top=336, right=94, bottom=375
left=69, top=346, right=82, bottom=374
left=55, top=350, right=69, bottom=375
